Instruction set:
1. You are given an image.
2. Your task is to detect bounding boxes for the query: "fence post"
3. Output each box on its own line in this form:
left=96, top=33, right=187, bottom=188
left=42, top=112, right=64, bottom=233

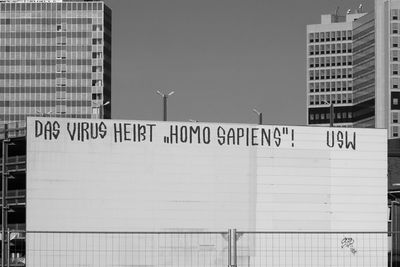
left=1, top=124, right=8, bottom=267
left=228, top=229, right=231, bottom=267
left=231, top=229, right=237, bottom=267
left=6, top=229, right=9, bottom=267
left=228, top=229, right=238, bottom=267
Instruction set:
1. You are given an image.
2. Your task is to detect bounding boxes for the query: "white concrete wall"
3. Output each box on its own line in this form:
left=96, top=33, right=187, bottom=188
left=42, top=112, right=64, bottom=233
left=26, top=117, right=388, bottom=267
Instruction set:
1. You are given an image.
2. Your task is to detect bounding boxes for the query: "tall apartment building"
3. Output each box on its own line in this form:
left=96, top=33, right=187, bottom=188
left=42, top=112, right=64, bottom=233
left=0, top=0, right=111, bottom=124
left=307, top=0, right=400, bottom=139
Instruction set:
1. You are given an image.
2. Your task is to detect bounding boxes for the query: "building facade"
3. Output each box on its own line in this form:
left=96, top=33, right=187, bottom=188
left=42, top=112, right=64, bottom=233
left=0, top=0, right=111, bottom=124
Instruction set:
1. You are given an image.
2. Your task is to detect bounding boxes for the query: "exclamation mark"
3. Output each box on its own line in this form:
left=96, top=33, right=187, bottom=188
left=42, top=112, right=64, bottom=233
left=291, top=129, right=295, bottom=147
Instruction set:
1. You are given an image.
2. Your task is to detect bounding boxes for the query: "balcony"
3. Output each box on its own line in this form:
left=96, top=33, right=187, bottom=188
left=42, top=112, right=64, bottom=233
left=0, top=156, right=26, bottom=174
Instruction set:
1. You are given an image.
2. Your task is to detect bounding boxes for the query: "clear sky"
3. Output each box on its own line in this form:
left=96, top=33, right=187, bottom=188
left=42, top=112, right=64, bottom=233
left=103, top=0, right=374, bottom=125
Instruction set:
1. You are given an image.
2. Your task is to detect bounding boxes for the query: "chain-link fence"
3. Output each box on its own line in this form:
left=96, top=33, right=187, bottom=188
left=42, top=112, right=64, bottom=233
left=5, top=230, right=386, bottom=267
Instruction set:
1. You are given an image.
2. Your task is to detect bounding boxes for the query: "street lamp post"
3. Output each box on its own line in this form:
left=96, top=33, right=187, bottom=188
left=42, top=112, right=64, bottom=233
left=252, top=108, right=263, bottom=125
left=92, top=101, right=110, bottom=119
left=100, top=101, right=110, bottom=119
left=322, top=101, right=334, bottom=127
left=156, top=90, right=174, bottom=121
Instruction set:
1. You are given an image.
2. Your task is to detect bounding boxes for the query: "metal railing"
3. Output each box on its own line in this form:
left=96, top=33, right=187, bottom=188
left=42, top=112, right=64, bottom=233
left=3, top=230, right=387, bottom=267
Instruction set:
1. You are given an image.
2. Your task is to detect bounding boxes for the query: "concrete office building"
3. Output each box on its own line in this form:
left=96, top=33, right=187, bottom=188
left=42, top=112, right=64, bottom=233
left=307, top=0, right=400, bottom=139
left=307, top=11, right=365, bottom=127
left=352, top=0, right=400, bottom=137
left=0, top=0, right=111, bottom=124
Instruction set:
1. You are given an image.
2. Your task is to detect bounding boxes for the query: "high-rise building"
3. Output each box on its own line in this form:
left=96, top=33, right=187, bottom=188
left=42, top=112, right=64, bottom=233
left=0, top=0, right=111, bottom=124
left=353, top=0, right=400, bottom=137
left=306, top=12, right=366, bottom=127
left=307, top=0, right=400, bottom=139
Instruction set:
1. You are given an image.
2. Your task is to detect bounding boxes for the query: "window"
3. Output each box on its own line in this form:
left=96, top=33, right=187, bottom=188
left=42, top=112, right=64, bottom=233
left=392, top=64, right=399, bottom=75
left=341, top=31, right=346, bottom=41
left=325, top=44, right=330, bottom=54
left=393, top=126, right=399, bottom=137
left=393, top=112, right=399, bottom=123
left=392, top=78, right=399, bottom=89
left=347, top=68, right=352, bottom=78
left=342, top=43, right=346, bottom=53
left=320, top=81, right=325, bottom=91
left=392, top=9, right=399, bottom=20
left=393, top=23, right=399, bottom=34
left=393, top=50, right=399, bottom=61
left=393, top=37, right=399, bottom=48
left=347, top=30, right=352, bottom=40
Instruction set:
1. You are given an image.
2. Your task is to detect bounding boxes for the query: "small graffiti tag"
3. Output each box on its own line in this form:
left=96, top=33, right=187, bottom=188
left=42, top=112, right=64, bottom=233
left=341, top=237, right=357, bottom=255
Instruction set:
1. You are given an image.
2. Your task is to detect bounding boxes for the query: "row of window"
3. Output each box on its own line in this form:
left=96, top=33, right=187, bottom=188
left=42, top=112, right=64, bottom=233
left=0, top=52, right=101, bottom=60
left=309, top=81, right=352, bottom=93
left=0, top=32, right=94, bottom=38
left=0, top=73, right=93, bottom=79
left=0, top=17, right=93, bottom=25
left=310, top=112, right=353, bottom=121
left=1, top=39, right=94, bottom=47
left=0, top=59, right=93, bottom=67
left=0, top=79, right=97, bottom=87
left=0, top=93, right=94, bottom=101
left=309, top=56, right=352, bottom=68
left=0, top=45, right=93, bottom=52
left=309, top=30, right=352, bottom=43
left=309, top=94, right=353, bottom=105
left=0, top=3, right=103, bottom=12
left=309, top=68, right=352, bottom=80
left=0, top=100, right=92, bottom=107
left=0, top=114, right=93, bottom=121
left=0, top=66, right=99, bottom=74
left=0, top=87, right=92, bottom=94
left=309, top=43, right=352, bottom=55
